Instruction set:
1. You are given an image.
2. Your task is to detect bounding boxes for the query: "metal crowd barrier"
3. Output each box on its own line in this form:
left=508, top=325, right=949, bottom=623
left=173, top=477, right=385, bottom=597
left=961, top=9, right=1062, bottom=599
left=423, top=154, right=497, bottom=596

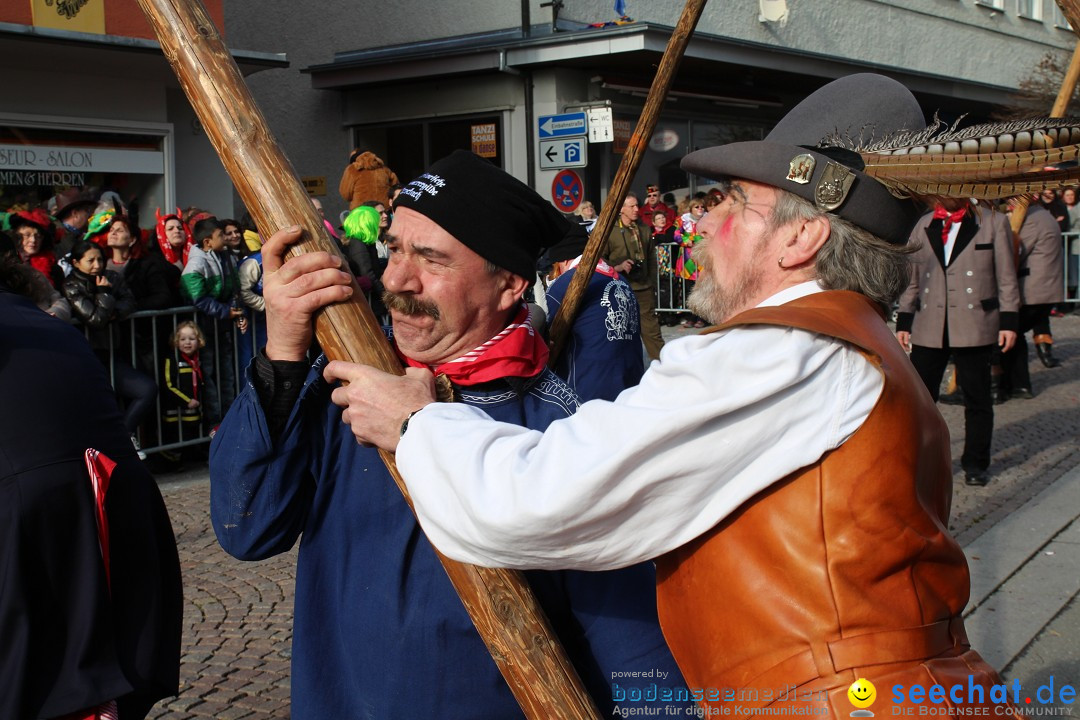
left=93, top=306, right=261, bottom=456
left=1064, top=232, right=1080, bottom=303
left=82, top=231, right=1080, bottom=457
left=655, top=241, right=692, bottom=315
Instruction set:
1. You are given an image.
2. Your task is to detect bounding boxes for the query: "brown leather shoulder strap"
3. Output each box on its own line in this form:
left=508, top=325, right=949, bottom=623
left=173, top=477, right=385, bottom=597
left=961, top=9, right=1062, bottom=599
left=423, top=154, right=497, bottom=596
left=700, top=290, right=891, bottom=356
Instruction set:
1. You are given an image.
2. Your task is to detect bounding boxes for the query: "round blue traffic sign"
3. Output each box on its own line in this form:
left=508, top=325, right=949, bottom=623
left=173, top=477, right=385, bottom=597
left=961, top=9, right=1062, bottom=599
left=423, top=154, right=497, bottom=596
left=551, top=169, right=583, bottom=213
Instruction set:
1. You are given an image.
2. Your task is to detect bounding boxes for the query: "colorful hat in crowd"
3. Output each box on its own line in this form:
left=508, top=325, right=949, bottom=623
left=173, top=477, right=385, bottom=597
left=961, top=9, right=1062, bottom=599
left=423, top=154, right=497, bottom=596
left=84, top=209, right=117, bottom=242
left=7, top=208, right=55, bottom=240
left=393, top=149, right=569, bottom=279
left=682, top=72, right=1080, bottom=244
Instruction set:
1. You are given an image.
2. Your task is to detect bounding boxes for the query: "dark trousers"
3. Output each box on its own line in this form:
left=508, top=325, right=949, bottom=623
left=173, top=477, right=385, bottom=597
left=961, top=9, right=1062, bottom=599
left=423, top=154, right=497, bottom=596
left=634, top=286, right=665, bottom=361
left=198, top=317, right=237, bottom=427
left=999, top=304, right=1053, bottom=394
left=110, top=359, right=159, bottom=434
left=910, top=343, right=994, bottom=474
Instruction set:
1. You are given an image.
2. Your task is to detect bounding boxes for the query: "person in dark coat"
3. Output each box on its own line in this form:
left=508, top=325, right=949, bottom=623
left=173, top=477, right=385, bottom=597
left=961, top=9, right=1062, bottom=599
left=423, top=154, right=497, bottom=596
left=0, top=245, right=183, bottom=720
left=85, top=210, right=179, bottom=310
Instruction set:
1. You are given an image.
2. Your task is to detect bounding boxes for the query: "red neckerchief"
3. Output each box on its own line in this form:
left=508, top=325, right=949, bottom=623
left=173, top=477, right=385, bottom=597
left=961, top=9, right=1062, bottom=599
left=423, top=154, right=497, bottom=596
left=932, top=205, right=967, bottom=243
left=400, top=303, right=549, bottom=386
left=181, top=351, right=203, bottom=400
left=567, top=255, right=619, bottom=279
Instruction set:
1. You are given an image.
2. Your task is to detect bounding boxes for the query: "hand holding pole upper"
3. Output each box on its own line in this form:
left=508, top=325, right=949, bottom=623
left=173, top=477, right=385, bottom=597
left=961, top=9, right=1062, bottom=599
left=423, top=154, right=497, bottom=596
left=261, top=225, right=354, bottom=361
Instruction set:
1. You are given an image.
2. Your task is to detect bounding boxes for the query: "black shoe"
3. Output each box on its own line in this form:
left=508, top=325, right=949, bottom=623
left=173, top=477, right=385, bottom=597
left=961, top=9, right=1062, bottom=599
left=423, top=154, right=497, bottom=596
left=1011, top=387, right=1034, bottom=400
left=991, top=372, right=1008, bottom=405
left=964, top=471, right=990, bottom=487
left=1036, top=343, right=1062, bottom=368
left=939, top=392, right=964, bottom=406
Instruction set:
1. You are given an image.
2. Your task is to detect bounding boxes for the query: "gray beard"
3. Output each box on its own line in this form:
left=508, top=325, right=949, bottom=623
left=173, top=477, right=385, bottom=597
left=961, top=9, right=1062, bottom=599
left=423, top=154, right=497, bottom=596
left=686, top=240, right=766, bottom=324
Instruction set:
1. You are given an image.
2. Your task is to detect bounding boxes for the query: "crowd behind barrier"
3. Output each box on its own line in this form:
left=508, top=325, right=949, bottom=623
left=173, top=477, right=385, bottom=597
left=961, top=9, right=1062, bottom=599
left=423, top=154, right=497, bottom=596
left=7, top=179, right=1080, bottom=468
left=1065, top=231, right=1080, bottom=303
left=86, top=229, right=1080, bottom=459
left=89, top=306, right=259, bottom=457
left=654, top=241, right=692, bottom=315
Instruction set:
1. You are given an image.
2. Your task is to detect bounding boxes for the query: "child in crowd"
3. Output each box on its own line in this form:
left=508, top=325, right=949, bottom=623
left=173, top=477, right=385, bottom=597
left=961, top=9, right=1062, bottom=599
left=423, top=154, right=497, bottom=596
left=236, top=250, right=265, bottom=371
left=651, top=210, right=679, bottom=327
left=180, top=218, right=246, bottom=425
left=62, top=241, right=157, bottom=456
left=161, top=321, right=205, bottom=440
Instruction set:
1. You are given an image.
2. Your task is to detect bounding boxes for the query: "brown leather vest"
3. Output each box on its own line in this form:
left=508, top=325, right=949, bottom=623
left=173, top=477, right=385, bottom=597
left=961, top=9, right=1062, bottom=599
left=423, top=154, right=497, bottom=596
left=655, top=291, right=980, bottom=713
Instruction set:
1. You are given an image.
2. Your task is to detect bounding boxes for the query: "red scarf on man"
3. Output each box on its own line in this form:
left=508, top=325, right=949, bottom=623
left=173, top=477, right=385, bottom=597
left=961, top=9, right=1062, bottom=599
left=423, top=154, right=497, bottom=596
left=932, top=205, right=967, bottom=243
left=400, top=303, right=549, bottom=386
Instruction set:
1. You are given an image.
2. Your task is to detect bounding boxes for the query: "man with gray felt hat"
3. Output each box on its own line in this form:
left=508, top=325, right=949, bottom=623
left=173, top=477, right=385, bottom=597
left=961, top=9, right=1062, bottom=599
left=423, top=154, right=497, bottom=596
left=297, top=74, right=1025, bottom=718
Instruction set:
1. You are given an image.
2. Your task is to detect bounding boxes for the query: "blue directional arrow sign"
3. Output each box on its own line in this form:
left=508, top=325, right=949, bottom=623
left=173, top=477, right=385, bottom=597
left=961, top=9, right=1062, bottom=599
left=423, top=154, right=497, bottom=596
left=538, top=112, right=588, bottom=139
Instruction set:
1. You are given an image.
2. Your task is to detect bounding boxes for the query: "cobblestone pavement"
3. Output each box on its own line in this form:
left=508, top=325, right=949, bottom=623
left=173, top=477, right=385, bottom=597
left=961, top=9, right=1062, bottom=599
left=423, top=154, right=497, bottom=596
left=149, top=477, right=295, bottom=720
left=148, top=313, right=1080, bottom=719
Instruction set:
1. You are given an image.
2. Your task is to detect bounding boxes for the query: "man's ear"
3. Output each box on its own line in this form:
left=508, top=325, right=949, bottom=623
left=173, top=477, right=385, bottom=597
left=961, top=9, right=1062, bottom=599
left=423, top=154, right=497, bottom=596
left=783, top=215, right=830, bottom=268
left=497, top=271, right=531, bottom=311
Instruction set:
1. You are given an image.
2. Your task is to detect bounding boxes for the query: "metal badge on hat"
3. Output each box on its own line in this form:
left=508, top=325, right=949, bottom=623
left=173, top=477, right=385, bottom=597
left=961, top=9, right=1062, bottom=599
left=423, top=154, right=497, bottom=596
left=814, top=161, right=855, bottom=211
left=786, top=154, right=815, bottom=185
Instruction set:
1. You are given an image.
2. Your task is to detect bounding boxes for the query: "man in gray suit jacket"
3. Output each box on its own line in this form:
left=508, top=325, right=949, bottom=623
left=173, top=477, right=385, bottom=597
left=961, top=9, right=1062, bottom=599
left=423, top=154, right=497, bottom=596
left=999, top=202, right=1065, bottom=399
left=895, top=201, right=1019, bottom=486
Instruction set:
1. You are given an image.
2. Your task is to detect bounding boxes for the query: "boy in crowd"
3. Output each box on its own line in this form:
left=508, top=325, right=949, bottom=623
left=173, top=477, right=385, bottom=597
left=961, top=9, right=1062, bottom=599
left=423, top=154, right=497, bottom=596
left=181, top=218, right=246, bottom=425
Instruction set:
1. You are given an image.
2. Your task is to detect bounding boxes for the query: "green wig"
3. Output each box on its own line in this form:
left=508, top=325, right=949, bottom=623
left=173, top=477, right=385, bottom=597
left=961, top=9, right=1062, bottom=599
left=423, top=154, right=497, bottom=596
left=342, top=205, right=380, bottom=246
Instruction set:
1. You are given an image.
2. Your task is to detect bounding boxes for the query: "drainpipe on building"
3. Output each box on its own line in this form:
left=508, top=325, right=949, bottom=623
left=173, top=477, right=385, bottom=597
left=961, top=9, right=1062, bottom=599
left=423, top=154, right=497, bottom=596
left=498, top=49, right=534, bottom=187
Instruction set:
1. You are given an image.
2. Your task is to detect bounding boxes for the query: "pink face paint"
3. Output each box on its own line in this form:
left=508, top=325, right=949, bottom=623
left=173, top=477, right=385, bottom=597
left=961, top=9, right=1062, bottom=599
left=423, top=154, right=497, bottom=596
left=719, top=214, right=734, bottom=243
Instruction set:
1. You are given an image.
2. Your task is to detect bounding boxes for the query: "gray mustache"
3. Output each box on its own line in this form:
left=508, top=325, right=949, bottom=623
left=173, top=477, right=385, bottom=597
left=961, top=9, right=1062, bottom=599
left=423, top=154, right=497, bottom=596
left=382, top=290, right=441, bottom=320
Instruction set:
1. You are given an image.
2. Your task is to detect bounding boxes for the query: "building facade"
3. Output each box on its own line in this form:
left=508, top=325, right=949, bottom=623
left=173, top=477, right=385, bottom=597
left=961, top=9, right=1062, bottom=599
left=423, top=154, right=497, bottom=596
left=4, top=1, right=1073, bottom=225
left=223, top=0, right=1076, bottom=222
left=1, top=0, right=284, bottom=223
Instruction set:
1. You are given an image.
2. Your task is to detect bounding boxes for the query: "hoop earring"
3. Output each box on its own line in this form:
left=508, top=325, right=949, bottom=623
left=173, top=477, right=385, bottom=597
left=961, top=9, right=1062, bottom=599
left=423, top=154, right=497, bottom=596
left=778, top=257, right=785, bottom=268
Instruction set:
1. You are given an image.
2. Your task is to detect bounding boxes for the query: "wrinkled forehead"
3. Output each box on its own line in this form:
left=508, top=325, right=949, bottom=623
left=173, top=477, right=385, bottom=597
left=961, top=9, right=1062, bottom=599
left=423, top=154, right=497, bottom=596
left=387, top=206, right=483, bottom=262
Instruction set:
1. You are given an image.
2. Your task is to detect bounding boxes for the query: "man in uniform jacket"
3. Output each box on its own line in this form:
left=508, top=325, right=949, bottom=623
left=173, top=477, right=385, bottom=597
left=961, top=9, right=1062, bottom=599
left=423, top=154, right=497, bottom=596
left=999, top=201, right=1065, bottom=398
left=210, top=151, right=688, bottom=719
left=896, top=201, right=1019, bottom=486
left=603, top=192, right=665, bottom=360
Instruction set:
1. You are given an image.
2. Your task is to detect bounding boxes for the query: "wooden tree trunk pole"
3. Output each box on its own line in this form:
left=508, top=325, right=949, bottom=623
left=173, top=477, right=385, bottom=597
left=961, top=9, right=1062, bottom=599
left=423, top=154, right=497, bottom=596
left=1052, top=41, right=1080, bottom=117
left=547, top=0, right=709, bottom=363
left=1056, top=0, right=1080, bottom=42
left=133, top=0, right=599, bottom=717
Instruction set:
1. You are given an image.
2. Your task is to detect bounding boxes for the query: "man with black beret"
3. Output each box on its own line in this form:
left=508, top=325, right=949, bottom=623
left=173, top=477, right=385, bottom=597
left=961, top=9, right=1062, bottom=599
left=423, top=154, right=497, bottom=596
left=543, top=223, right=644, bottom=401
left=209, top=150, right=689, bottom=718
left=321, top=76, right=1022, bottom=718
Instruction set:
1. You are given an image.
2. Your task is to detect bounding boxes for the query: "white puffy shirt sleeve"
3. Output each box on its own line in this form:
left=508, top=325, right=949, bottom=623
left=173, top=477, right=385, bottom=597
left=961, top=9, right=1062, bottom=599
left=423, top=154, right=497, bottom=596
left=397, top=324, right=882, bottom=570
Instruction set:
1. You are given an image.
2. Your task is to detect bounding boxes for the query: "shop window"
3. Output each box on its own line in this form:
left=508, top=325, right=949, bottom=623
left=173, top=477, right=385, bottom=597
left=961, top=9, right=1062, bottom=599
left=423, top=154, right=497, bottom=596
left=0, top=125, right=166, bottom=227
left=354, top=115, right=502, bottom=189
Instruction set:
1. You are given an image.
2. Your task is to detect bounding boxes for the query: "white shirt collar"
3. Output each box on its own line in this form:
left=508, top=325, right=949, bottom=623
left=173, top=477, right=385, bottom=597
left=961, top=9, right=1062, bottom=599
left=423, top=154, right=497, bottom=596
left=756, top=280, right=825, bottom=308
